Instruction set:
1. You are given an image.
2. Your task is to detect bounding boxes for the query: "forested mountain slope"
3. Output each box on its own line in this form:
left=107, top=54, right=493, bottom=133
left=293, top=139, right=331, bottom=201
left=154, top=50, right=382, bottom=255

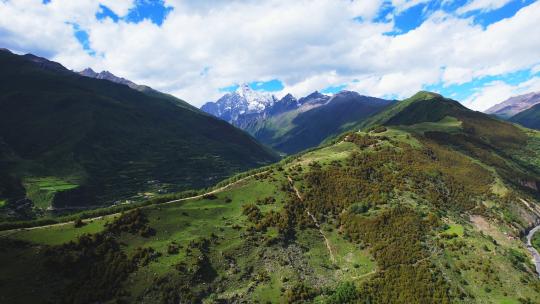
left=0, top=50, right=278, bottom=218
left=510, top=102, right=540, bottom=130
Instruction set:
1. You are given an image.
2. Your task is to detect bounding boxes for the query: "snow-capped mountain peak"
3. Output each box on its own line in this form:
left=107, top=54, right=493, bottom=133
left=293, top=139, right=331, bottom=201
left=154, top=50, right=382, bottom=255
left=235, top=83, right=276, bottom=112
left=201, top=83, right=277, bottom=125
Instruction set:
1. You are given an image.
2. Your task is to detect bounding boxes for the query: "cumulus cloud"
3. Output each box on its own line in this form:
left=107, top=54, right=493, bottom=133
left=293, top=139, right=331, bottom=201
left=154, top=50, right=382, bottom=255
left=464, top=77, right=540, bottom=111
left=463, top=80, right=517, bottom=111
left=533, top=64, right=540, bottom=75
left=457, top=0, right=513, bottom=14
left=99, top=0, right=134, bottom=16
left=442, top=67, right=474, bottom=85
left=0, top=0, right=539, bottom=107
left=391, top=0, right=431, bottom=13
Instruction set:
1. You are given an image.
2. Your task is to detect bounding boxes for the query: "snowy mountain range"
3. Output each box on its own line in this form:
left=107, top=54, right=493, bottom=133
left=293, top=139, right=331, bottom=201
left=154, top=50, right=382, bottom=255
left=200, top=84, right=336, bottom=128
left=201, top=84, right=279, bottom=127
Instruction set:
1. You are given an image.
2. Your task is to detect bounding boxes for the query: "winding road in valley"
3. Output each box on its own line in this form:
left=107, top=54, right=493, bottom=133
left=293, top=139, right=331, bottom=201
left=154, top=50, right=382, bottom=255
left=0, top=171, right=268, bottom=236
left=526, top=224, right=540, bottom=277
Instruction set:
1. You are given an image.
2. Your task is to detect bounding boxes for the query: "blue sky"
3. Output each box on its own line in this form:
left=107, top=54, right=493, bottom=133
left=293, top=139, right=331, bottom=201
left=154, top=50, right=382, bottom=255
left=95, top=0, right=173, bottom=26
left=1, top=0, right=539, bottom=109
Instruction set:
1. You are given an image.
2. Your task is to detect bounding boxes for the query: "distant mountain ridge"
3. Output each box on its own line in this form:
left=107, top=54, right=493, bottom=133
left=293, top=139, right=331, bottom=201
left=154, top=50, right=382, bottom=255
left=202, top=87, right=393, bottom=154
left=246, top=91, right=392, bottom=154
left=485, top=91, right=540, bottom=118
left=510, top=102, right=540, bottom=130
left=78, top=67, right=200, bottom=111
left=78, top=68, right=152, bottom=92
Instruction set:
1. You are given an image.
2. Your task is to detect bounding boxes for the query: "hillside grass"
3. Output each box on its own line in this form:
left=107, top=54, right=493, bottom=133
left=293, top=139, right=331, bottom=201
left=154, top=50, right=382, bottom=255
left=443, top=223, right=464, bottom=237
left=398, top=116, right=462, bottom=134
left=9, top=218, right=108, bottom=245
left=23, top=177, right=79, bottom=209
left=533, top=230, right=540, bottom=251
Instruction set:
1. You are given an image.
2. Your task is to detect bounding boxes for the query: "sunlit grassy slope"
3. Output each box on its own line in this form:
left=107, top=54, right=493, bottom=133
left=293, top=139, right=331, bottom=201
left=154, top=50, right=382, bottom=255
left=1, top=92, right=540, bottom=303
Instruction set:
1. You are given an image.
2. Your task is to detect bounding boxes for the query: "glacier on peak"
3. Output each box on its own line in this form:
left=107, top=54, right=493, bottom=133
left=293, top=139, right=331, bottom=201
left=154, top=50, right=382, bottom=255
left=201, top=83, right=278, bottom=125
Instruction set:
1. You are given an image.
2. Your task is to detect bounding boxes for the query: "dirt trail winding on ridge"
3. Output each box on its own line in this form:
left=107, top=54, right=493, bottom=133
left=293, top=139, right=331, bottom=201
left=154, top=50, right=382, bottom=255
left=287, top=176, right=336, bottom=263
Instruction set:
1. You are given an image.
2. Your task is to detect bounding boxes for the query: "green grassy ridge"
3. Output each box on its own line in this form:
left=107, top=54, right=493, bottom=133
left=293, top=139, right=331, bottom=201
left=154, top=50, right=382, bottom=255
left=356, top=91, right=540, bottom=201
left=0, top=189, right=201, bottom=231
left=360, top=91, right=529, bottom=150
left=355, top=91, right=448, bottom=128
left=0, top=51, right=278, bottom=217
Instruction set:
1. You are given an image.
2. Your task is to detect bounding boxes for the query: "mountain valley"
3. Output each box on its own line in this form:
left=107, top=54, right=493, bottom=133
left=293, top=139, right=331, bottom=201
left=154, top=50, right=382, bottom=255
left=0, top=50, right=278, bottom=220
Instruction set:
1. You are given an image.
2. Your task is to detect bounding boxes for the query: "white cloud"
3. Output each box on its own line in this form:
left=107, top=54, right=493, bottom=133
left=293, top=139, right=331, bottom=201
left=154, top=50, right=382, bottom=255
left=464, top=81, right=516, bottom=111
left=347, top=68, right=441, bottom=98
left=532, top=63, right=540, bottom=74
left=0, top=0, right=539, bottom=106
left=281, top=71, right=348, bottom=98
left=464, top=77, right=540, bottom=111
left=457, top=0, right=513, bottom=14
left=99, top=0, right=134, bottom=17
left=442, top=67, right=474, bottom=85
left=391, top=0, right=430, bottom=13
left=349, top=0, right=385, bottom=20
left=518, top=77, right=540, bottom=93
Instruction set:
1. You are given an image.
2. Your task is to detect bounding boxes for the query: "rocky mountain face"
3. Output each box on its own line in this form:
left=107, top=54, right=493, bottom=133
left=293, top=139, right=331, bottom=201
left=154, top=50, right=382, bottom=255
left=297, top=91, right=331, bottom=106
left=485, top=91, right=540, bottom=118
left=201, top=84, right=278, bottom=128
left=78, top=68, right=151, bottom=92
left=266, top=93, right=299, bottom=116
left=201, top=86, right=333, bottom=129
